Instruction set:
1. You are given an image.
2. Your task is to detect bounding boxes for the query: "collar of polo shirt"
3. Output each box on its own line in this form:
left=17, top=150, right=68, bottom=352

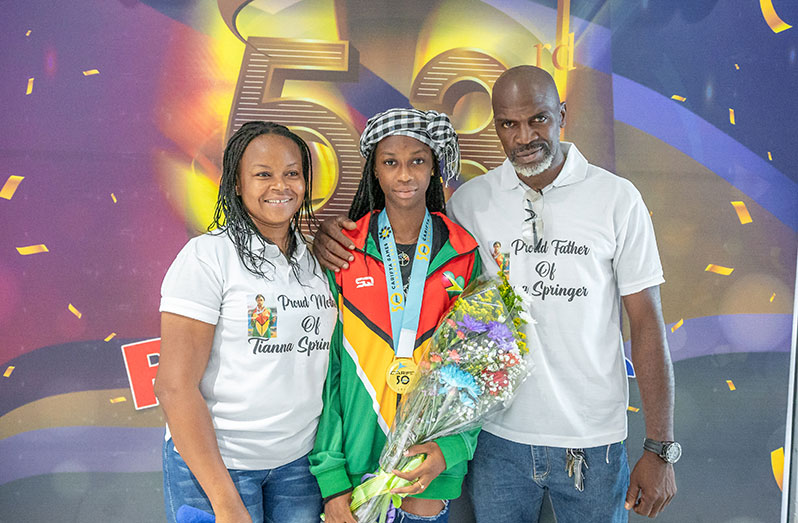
left=498, top=142, right=589, bottom=194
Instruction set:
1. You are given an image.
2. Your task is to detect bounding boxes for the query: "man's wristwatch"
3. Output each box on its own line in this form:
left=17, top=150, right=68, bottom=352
left=643, top=438, right=682, bottom=464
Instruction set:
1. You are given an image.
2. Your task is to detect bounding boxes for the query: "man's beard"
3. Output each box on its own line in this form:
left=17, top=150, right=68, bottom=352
left=511, top=142, right=554, bottom=177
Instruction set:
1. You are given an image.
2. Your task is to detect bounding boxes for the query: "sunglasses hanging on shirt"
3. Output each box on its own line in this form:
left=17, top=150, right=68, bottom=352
left=522, top=189, right=544, bottom=249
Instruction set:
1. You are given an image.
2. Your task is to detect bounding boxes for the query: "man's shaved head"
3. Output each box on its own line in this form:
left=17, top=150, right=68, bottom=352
left=492, top=65, right=561, bottom=113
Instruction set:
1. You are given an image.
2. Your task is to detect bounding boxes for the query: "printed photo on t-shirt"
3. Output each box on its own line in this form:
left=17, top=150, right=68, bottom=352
left=248, top=293, right=277, bottom=339
left=491, top=240, right=510, bottom=276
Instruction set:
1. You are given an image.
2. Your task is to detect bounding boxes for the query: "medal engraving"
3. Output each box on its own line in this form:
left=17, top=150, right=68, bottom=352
left=386, top=358, right=419, bottom=394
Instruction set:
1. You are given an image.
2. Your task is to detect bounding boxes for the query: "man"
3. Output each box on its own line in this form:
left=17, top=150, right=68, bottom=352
left=314, top=65, right=677, bottom=521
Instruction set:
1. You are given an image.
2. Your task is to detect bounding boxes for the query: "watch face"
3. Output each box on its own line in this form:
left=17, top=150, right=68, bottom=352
left=663, top=442, right=682, bottom=463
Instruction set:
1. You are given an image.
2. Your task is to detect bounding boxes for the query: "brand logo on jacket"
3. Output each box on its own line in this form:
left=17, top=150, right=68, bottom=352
left=355, top=276, right=374, bottom=288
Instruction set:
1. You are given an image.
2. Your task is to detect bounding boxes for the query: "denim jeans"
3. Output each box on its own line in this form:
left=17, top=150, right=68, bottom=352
left=466, top=432, right=629, bottom=523
left=395, top=499, right=449, bottom=522
left=162, top=439, right=322, bottom=523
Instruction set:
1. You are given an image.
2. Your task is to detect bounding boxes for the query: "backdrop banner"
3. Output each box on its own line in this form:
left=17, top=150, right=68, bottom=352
left=1, top=1, right=796, bottom=521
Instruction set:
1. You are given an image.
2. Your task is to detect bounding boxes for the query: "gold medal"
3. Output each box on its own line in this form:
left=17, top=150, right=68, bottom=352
left=386, top=358, right=419, bottom=394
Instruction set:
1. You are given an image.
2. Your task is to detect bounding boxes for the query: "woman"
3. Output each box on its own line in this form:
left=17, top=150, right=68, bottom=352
left=310, top=109, right=482, bottom=523
left=155, top=121, right=336, bottom=523
left=250, top=294, right=272, bottom=338
left=491, top=241, right=509, bottom=275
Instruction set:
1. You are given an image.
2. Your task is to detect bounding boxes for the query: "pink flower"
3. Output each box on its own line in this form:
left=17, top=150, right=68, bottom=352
left=481, top=369, right=509, bottom=395
left=431, top=353, right=442, bottom=363
left=456, top=330, right=465, bottom=340
left=448, top=350, right=461, bottom=364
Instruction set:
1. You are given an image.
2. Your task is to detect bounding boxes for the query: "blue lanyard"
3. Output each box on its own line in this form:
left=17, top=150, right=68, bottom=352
left=377, top=209, right=433, bottom=358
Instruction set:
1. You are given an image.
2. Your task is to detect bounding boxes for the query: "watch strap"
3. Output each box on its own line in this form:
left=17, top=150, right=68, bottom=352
left=643, top=438, right=681, bottom=463
left=643, top=438, right=666, bottom=455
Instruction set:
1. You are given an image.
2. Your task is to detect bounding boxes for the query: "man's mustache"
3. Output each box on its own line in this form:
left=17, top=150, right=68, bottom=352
left=511, top=141, right=550, bottom=160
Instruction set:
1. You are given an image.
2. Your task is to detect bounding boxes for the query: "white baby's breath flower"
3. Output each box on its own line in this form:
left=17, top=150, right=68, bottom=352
left=519, top=310, right=535, bottom=324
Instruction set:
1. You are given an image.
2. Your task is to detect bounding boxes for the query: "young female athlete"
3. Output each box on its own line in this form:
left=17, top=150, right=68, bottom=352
left=310, top=109, right=482, bottom=523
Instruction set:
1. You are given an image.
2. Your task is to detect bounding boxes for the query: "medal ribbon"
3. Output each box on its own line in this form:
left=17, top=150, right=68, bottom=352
left=377, top=209, right=432, bottom=358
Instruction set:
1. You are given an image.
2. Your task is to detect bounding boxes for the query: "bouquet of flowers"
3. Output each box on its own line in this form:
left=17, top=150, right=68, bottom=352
left=349, top=273, right=534, bottom=523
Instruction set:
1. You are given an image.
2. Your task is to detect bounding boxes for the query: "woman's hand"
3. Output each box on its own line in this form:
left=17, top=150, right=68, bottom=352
left=312, top=216, right=357, bottom=271
left=389, top=442, right=447, bottom=497
left=323, top=492, right=357, bottom=523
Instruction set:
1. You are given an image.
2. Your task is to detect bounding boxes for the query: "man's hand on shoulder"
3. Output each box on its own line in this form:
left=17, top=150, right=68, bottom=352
left=313, top=216, right=357, bottom=271
left=625, top=450, right=676, bottom=518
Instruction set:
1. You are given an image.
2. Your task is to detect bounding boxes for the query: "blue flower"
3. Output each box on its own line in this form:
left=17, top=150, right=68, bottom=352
left=487, top=321, right=512, bottom=340
left=458, top=314, right=487, bottom=333
left=438, top=365, right=481, bottom=407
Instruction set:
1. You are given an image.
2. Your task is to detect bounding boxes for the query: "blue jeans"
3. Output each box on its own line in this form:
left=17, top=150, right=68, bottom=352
left=162, top=439, right=322, bottom=523
left=466, top=432, right=629, bottom=523
left=395, top=499, right=449, bottom=522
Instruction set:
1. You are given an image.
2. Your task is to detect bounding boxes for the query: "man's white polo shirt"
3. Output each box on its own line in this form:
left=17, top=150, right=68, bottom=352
left=160, top=231, right=336, bottom=469
left=448, top=143, right=664, bottom=448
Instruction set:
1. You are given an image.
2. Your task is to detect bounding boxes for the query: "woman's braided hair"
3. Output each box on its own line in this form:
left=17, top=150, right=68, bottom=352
left=210, top=121, right=317, bottom=279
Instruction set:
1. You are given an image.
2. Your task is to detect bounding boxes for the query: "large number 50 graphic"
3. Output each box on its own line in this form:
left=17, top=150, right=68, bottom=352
left=227, top=38, right=509, bottom=215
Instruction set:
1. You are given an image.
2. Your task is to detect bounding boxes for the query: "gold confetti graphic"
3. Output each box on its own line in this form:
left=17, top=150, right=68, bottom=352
left=0, top=175, right=24, bottom=200
left=111, top=193, right=117, bottom=203
left=705, top=264, right=734, bottom=276
left=670, top=318, right=684, bottom=333
left=729, top=108, right=736, bottom=125
left=82, top=69, right=100, bottom=76
left=768, top=151, right=773, bottom=161
left=68, top=303, right=82, bottom=319
left=104, top=332, right=117, bottom=342
left=670, top=95, right=686, bottom=102
left=773, top=447, right=785, bottom=490
left=734, top=63, right=740, bottom=70
left=25, top=77, right=34, bottom=95
left=16, top=244, right=48, bottom=255
left=760, top=0, right=792, bottom=33
left=770, top=293, right=776, bottom=303
left=3, top=366, right=14, bottom=378
left=726, top=379, right=736, bottom=391
left=627, top=406, right=639, bottom=413
left=730, top=201, right=753, bottom=224
left=110, top=397, right=127, bottom=404
left=25, top=29, right=31, bottom=37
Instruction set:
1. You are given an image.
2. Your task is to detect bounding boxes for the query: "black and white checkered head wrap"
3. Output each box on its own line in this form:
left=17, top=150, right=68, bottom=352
left=359, top=108, right=460, bottom=185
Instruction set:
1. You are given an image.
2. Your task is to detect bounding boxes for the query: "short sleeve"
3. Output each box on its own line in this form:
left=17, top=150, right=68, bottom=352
left=613, top=190, right=665, bottom=296
left=446, top=190, right=468, bottom=229
left=160, top=237, right=224, bottom=325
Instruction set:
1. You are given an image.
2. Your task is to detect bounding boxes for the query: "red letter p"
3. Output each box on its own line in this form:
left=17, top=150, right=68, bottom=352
left=121, top=338, right=161, bottom=410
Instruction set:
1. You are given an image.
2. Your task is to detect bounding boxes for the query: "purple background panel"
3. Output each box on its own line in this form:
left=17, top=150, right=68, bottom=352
left=0, top=426, right=163, bottom=486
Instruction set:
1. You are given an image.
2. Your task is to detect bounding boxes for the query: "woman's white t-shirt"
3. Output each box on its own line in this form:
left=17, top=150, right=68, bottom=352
left=160, top=231, right=336, bottom=470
